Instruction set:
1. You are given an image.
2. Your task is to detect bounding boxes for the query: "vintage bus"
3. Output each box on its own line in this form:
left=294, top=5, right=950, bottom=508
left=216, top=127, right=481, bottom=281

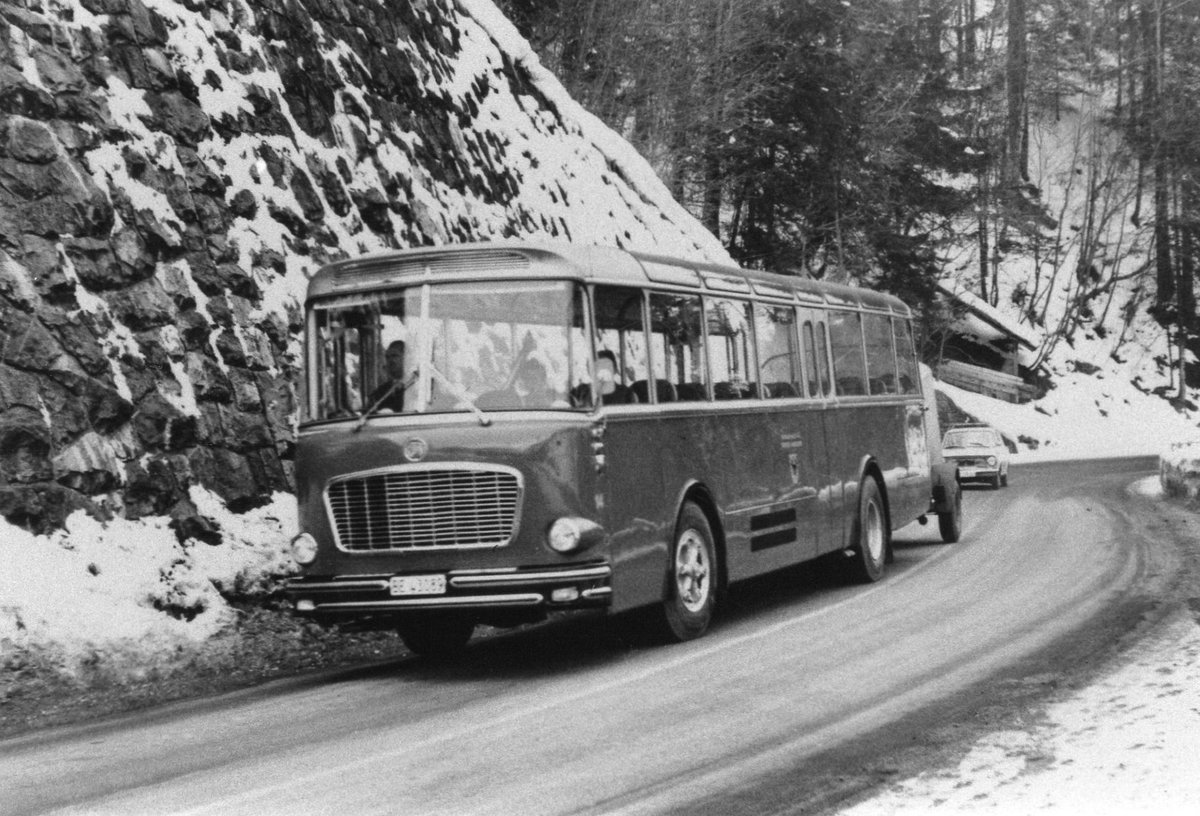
left=284, top=242, right=962, bottom=655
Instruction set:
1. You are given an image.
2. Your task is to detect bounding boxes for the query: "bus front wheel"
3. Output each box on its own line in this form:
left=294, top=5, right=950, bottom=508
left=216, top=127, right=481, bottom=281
left=397, top=613, right=474, bottom=659
left=847, top=477, right=888, bottom=583
left=659, top=501, right=717, bottom=642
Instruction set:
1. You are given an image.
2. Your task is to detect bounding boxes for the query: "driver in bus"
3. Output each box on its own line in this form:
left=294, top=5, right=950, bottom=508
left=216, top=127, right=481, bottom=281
left=365, top=340, right=412, bottom=412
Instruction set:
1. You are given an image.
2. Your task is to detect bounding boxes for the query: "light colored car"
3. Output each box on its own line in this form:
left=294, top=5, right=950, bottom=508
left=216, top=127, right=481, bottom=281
left=941, top=424, right=1010, bottom=488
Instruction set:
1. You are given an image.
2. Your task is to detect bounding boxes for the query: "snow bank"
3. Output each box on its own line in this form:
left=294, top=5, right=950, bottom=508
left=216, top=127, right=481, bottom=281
left=1159, top=442, right=1200, bottom=498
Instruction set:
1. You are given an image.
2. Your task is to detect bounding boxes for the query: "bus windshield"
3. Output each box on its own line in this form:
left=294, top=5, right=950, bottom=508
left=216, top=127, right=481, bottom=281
left=309, top=280, right=590, bottom=421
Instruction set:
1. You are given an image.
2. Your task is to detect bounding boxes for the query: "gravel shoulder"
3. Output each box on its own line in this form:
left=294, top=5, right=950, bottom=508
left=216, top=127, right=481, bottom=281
left=0, top=604, right=413, bottom=740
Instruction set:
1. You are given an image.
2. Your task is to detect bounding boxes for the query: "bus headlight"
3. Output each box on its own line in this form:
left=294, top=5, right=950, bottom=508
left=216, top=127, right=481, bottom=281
left=986, top=456, right=998, bottom=467
left=547, top=517, right=604, bottom=554
left=291, top=532, right=319, bottom=565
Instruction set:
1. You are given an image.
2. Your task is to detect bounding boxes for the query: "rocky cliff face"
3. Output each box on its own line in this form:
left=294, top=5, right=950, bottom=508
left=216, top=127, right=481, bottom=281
left=0, top=0, right=723, bottom=535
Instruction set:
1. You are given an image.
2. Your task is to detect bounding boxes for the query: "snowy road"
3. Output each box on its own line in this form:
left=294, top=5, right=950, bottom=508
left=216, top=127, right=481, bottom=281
left=0, top=456, right=1182, bottom=816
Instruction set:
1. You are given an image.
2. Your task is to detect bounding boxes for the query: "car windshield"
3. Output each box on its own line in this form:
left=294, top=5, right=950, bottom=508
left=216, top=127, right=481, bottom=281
left=307, top=280, right=591, bottom=421
left=942, top=429, right=998, bottom=448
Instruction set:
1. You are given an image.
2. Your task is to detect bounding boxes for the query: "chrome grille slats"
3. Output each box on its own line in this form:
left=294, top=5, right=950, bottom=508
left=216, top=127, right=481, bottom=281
left=326, top=465, right=521, bottom=551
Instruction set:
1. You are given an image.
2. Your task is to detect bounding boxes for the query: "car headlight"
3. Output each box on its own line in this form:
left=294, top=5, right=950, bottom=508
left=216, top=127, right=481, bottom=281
left=547, top=517, right=604, bottom=553
left=987, top=456, right=998, bottom=467
left=291, top=532, right=319, bottom=565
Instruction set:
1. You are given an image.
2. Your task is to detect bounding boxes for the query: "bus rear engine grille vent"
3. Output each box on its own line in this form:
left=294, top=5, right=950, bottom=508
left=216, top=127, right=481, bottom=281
left=335, top=251, right=531, bottom=284
left=327, top=468, right=522, bottom=551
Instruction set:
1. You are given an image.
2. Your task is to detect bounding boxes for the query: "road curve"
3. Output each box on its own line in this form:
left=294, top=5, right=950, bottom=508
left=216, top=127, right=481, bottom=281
left=0, top=456, right=1183, bottom=816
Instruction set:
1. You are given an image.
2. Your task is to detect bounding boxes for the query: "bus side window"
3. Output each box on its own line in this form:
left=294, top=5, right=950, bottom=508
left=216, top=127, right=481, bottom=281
left=828, top=311, right=868, bottom=396
left=650, top=292, right=706, bottom=402
left=893, top=318, right=921, bottom=395
left=803, top=320, right=823, bottom=397
left=319, top=322, right=363, bottom=416
left=815, top=321, right=832, bottom=396
left=757, top=304, right=801, bottom=398
left=863, top=313, right=898, bottom=395
left=592, top=286, right=649, bottom=405
left=705, top=297, right=755, bottom=400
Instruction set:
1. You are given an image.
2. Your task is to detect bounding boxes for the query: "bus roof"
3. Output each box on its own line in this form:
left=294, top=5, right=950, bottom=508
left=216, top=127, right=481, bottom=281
left=306, top=241, right=912, bottom=316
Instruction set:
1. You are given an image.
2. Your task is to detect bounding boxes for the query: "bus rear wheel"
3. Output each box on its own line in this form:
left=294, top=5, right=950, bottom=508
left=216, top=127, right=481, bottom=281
left=397, top=613, right=475, bottom=659
left=847, top=476, right=888, bottom=583
left=659, top=502, right=717, bottom=642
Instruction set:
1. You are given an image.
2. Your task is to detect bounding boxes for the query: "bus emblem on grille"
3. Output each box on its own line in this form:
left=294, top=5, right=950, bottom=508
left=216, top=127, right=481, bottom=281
left=403, top=438, right=429, bottom=462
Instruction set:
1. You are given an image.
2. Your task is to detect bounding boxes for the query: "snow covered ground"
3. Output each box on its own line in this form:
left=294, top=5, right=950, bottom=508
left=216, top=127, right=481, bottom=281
left=840, top=479, right=1200, bottom=816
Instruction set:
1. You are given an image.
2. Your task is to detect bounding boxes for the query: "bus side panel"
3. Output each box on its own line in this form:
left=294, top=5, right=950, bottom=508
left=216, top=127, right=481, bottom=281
left=822, top=402, right=918, bottom=550
left=721, top=404, right=829, bottom=582
left=602, top=413, right=672, bottom=613
left=894, top=401, right=935, bottom=525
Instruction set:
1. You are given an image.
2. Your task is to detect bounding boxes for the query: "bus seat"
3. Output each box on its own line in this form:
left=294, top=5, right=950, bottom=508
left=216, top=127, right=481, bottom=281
left=765, top=381, right=800, bottom=398
left=837, top=377, right=867, bottom=396
left=569, top=383, right=592, bottom=407
left=870, top=375, right=897, bottom=394
left=674, top=383, right=707, bottom=402
left=631, top=379, right=676, bottom=403
left=714, top=382, right=742, bottom=400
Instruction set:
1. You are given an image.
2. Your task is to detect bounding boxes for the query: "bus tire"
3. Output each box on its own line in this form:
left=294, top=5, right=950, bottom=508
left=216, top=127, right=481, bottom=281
left=397, top=613, right=474, bottom=659
left=659, top=501, right=717, bottom=642
left=938, top=486, right=963, bottom=544
left=847, top=477, right=888, bottom=583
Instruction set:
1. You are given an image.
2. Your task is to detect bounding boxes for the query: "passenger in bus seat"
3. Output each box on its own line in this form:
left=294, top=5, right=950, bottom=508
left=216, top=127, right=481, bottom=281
left=364, top=340, right=411, bottom=412
left=595, top=349, right=634, bottom=404
left=480, top=357, right=562, bottom=408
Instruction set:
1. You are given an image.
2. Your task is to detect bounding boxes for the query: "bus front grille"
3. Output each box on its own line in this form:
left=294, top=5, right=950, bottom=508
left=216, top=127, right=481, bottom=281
left=326, top=467, right=522, bottom=551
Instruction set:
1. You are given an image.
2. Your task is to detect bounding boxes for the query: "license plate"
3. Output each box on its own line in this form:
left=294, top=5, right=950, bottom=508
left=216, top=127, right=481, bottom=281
left=389, top=575, right=446, bottom=596
left=959, top=468, right=977, bottom=477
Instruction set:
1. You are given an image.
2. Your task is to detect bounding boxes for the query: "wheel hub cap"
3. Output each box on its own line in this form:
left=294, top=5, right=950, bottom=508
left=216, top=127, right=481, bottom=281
left=676, top=529, right=710, bottom=613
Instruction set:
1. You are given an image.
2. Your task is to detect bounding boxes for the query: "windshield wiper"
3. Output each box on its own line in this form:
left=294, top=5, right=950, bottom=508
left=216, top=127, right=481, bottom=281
left=352, top=371, right=418, bottom=433
left=351, top=366, right=492, bottom=430
left=427, top=363, right=492, bottom=427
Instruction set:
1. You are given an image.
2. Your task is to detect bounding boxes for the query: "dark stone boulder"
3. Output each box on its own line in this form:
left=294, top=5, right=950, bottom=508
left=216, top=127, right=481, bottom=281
left=0, top=416, right=53, bottom=484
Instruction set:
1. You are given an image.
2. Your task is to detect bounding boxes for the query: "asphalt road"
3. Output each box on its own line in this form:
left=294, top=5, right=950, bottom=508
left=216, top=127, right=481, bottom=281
left=1, top=456, right=1186, bottom=816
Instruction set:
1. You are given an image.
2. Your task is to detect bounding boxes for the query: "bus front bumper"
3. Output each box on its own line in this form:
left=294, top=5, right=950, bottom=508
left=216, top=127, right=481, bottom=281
left=284, top=562, right=613, bottom=618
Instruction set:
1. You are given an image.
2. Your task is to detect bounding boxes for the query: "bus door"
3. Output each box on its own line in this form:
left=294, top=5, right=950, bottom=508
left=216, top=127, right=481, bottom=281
left=748, top=302, right=829, bottom=569
left=796, top=307, right=842, bottom=557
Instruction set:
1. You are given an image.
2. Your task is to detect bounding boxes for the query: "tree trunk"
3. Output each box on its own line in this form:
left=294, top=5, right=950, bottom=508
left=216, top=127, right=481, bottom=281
left=1154, top=159, right=1175, bottom=312
left=1004, top=0, right=1028, bottom=187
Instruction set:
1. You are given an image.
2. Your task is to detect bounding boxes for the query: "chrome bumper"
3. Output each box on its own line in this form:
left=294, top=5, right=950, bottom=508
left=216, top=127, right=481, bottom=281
left=285, top=563, right=613, bottom=615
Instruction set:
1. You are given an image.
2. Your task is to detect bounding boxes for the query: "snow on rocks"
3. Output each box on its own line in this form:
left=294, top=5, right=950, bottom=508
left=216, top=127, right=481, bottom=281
left=0, top=489, right=296, bottom=673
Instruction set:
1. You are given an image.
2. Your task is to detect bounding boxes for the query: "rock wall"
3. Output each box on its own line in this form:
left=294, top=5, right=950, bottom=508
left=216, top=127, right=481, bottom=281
left=0, top=0, right=726, bottom=534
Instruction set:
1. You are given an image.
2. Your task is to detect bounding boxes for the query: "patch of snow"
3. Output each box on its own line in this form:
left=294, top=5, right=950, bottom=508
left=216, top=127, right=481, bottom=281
left=1129, top=474, right=1164, bottom=499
